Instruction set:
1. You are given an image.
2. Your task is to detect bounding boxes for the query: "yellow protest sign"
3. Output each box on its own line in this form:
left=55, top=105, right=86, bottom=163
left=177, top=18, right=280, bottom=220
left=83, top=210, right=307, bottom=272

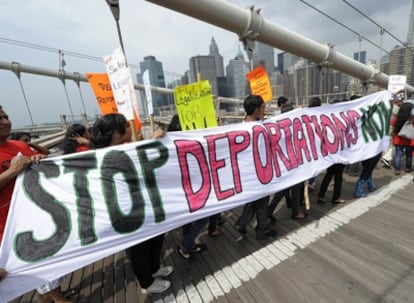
left=246, top=65, right=273, bottom=102
left=174, top=80, right=218, bottom=130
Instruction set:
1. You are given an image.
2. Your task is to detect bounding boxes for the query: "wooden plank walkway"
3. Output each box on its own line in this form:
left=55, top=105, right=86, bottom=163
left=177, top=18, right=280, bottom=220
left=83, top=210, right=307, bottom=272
left=10, top=164, right=414, bottom=303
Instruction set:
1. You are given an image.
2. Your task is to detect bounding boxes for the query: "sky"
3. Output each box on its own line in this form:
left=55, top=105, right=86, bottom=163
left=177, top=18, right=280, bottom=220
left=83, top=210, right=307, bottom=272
left=0, top=0, right=412, bottom=128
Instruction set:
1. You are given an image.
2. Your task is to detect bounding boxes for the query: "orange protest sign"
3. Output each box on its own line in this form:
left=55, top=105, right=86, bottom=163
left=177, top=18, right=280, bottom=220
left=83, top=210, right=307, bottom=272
left=86, top=73, right=118, bottom=115
left=246, top=65, right=273, bottom=102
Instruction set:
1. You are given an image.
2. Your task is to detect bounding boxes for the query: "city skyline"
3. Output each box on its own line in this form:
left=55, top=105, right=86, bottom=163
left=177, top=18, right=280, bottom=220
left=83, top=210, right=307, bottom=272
left=0, top=0, right=411, bottom=127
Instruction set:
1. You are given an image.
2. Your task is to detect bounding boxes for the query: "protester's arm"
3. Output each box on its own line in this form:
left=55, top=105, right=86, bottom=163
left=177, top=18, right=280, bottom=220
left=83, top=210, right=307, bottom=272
left=151, top=129, right=166, bottom=139
left=0, top=155, right=32, bottom=190
left=29, top=142, right=50, bottom=155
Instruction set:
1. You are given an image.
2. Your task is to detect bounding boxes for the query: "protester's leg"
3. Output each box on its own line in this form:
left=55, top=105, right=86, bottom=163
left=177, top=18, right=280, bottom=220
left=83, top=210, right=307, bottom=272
left=290, top=183, right=307, bottom=219
left=180, top=218, right=208, bottom=251
left=149, top=234, right=165, bottom=274
left=236, top=202, right=256, bottom=228
left=37, top=277, right=71, bottom=303
left=331, top=164, right=345, bottom=203
left=128, top=241, right=153, bottom=288
left=318, top=166, right=334, bottom=201
left=254, top=196, right=270, bottom=232
left=268, top=190, right=285, bottom=215
left=405, top=146, right=413, bottom=171
left=394, top=145, right=403, bottom=174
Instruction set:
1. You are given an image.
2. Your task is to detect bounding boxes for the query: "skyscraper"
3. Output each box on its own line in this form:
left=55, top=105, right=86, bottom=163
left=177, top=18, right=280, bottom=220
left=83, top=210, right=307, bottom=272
left=209, top=37, right=225, bottom=77
left=407, top=0, right=414, bottom=46
left=138, top=56, right=168, bottom=111
left=226, top=47, right=249, bottom=98
left=189, top=55, right=218, bottom=95
left=252, top=42, right=275, bottom=75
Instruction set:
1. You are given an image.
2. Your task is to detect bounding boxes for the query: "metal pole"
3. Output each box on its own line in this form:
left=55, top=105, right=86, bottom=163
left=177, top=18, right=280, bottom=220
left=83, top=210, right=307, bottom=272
left=145, top=0, right=414, bottom=93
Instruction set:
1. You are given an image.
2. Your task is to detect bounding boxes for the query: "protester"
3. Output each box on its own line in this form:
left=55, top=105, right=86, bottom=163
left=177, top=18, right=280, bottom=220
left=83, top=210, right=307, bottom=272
left=235, top=95, right=277, bottom=240
left=90, top=113, right=172, bottom=295
left=307, top=96, right=322, bottom=190
left=166, top=114, right=210, bottom=258
left=381, top=93, right=403, bottom=168
left=61, top=123, right=90, bottom=154
left=268, top=96, right=307, bottom=220
left=351, top=95, right=383, bottom=197
left=0, top=106, right=71, bottom=303
left=9, top=131, right=50, bottom=155
left=392, top=102, right=414, bottom=175
left=317, top=99, right=346, bottom=205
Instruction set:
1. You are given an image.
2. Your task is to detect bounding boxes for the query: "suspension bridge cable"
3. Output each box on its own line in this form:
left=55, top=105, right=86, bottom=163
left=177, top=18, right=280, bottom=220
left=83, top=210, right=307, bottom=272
left=299, top=0, right=390, bottom=55
left=342, top=0, right=407, bottom=46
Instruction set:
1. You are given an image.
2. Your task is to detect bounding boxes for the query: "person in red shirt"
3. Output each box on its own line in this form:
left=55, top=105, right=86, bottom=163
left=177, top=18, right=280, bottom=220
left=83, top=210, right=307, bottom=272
left=391, top=102, right=413, bottom=175
left=0, top=106, right=72, bottom=302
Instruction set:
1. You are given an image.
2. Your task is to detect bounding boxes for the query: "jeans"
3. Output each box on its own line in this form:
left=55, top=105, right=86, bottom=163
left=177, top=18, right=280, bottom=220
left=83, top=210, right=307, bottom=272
left=180, top=218, right=208, bottom=251
left=394, top=145, right=413, bottom=170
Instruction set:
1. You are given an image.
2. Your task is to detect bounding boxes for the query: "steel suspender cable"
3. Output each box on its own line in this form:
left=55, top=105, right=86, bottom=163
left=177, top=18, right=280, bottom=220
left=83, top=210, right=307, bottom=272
left=74, top=72, right=88, bottom=116
left=299, top=0, right=390, bottom=55
left=11, top=62, right=35, bottom=127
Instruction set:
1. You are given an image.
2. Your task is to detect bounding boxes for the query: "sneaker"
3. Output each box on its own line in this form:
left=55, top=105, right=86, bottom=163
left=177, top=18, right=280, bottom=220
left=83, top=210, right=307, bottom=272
left=235, top=224, right=247, bottom=236
left=189, top=243, right=207, bottom=253
left=152, top=266, right=173, bottom=278
left=256, top=228, right=277, bottom=240
left=381, top=158, right=391, bottom=169
left=141, top=278, right=171, bottom=295
left=177, top=246, right=193, bottom=260
left=395, top=170, right=401, bottom=175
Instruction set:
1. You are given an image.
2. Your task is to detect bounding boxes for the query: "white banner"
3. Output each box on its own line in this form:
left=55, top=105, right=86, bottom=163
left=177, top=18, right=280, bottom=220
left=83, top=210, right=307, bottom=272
left=103, top=47, right=136, bottom=120
left=143, top=69, right=154, bottom=116
left=0, top=91, right=392, bottom=302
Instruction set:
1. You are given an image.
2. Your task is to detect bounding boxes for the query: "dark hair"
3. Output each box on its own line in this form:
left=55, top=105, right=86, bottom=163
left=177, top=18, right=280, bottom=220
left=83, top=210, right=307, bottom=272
left=243, top=95, right=264, bottom=115
left=61, top=123, right=87, bottom=154
left=281, top=103, right=294, bottom=113
left=277, top=96, right=288, bottom=107
left=394, top=102, right=413, bottom=135
left=90, top=113, right=128, bottom=148
left=10, top=131, right=31, bottom=141
left=167, top=114, right=182, bottom=131
left=308, top=97, right=321, bottom=108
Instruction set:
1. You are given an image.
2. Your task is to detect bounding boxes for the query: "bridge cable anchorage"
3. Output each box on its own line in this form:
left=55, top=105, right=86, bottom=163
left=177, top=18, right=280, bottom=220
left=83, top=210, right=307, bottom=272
left=238, top=5, right=263, bottom=62
left=10, top=61, right=35, bottom=127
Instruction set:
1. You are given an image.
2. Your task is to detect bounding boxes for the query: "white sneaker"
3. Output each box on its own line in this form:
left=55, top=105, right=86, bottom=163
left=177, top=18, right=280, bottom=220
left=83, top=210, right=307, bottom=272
left=152, top=266, right=173, bottom=278
left=141, top=278, right=171, bottom=295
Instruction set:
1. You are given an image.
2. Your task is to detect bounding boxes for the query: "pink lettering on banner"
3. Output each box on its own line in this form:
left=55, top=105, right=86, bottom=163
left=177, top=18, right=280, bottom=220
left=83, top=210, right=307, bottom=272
left=227, top=130, right=251, bottom=193
left=204, top=133, right=234, bottom=201
left=277, top=118, right=298, bottom=169
left=346, top=110, right=360, bottom=145
left=292, top=117, right=311, bottom=165
left=263, top=122, right=286, bottom=176
left=320, top=115, right=340, bottom=154
left=251, top=125, right=273, bottom=184
left=301, top=115, right=319, bottom=160
left=175, top=140, right=211, bottom=212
